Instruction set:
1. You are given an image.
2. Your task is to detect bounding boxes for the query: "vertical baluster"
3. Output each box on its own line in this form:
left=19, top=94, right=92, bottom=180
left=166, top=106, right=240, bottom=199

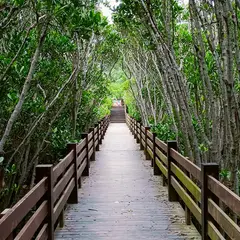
left=145, top=127, right=151, bottom=160
left=201, top=163, right=219, bottom=240
left=36, top=165, right=54, bottom=239
left=167, top=141, right=178, bottom=202
left=81, top=133, right=90, bottom=176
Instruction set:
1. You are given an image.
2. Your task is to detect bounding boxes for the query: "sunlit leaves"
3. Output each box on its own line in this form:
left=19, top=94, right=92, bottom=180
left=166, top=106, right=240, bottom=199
left=0, top=0, right=115, bottom=207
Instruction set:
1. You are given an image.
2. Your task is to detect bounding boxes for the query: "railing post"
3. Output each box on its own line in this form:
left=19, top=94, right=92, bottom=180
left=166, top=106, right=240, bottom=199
left=151, top=132, right=156, bottom=167
left=130, top=118, right=133, bottom=134
left=132, top=119, right=135, bottom=135
left=95, top=123, right=99, bottom=151
left=132, top=119, right=135, bottom=137
left=104, top=117, right=107, bottom=133
left=36, top=165, right=54, bottom=240
left=102, top=118, right=105, bottom=138
left=102, top=117, right=106, bottom=139
left=135, top=120, right=138, bottom=142
left=139, top=123, right=144, bottom=150
left=132, top=119, right=134, bottom=134
left=184, top=168, right=191, bottom=225
left=145, top=127, right=151, bottom=160
left=167, top=141, right=178, bottom=202
left=101, top=119, right=104, bottom=140
left=106, top=116, right=108, bottom=128
left=98, top=121, right=101, bottom=145
left=153, top=133, right=161, bottom=174
left=105, top=117, right=108, bottom=135
left=136, top=121, right=140, bottom=144
left=67, top=143, right=78, bottom=203
left=102, top=118, right=106, bottom=138
left=89, top=128, right=96, bottom=161
left=99, top=121, right=103, bottom=145
left=201, top=163, right=219, bottom=240
left=81, top=133, right=90, bottom=176
left=134, top=120, right=137, bottom=139
left=131, top=118, right=134, bottom=134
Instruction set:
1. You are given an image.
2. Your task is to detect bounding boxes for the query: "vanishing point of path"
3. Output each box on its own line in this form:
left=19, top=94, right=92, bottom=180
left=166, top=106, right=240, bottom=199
left=55, top=123, right=200, bottom=240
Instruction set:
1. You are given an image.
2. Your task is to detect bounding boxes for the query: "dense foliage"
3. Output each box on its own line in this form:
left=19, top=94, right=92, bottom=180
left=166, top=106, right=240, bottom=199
left=1, top=0, right=240, bottom=210
left=112, top=0, right=240, bottom=195
left=0, top=0, right=120, bottom=209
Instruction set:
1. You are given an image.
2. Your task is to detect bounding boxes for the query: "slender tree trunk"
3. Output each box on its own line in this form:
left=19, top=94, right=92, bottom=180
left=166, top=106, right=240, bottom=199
left=0, top=23, right=48, bottom=153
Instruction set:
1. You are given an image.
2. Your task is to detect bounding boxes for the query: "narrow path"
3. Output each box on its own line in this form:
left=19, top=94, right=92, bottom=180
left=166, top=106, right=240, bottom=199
left=55, top=123, right=200, bottom=240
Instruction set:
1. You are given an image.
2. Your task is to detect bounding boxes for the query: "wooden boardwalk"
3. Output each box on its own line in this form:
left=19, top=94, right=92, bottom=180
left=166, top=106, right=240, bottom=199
left=55, top=123, right=200, bottom=240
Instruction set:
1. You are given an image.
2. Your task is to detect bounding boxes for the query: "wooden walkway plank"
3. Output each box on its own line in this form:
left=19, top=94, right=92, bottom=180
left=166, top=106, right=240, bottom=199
left=55, top=123, right=200, bottom=240
left=110, top=106, right=125, bottom=123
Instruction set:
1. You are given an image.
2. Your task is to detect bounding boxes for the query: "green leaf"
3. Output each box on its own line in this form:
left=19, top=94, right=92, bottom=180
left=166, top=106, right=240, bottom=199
left=7, top=93, right=12, bottom=100
left=20, top=66, right=24, bottom=73
left=95, top=12, right=101, bottom=23
left=11, top=164, right=16, bottom=173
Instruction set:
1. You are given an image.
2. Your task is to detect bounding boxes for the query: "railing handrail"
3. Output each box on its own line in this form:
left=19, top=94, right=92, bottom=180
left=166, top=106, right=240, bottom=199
left=0, top=115, right=110, bottom=240
left=126, top=113, right=240, bottom=240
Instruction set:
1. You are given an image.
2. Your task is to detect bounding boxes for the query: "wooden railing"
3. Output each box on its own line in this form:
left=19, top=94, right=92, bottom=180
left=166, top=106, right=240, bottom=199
left=0, top=115, right=110, bottom=240
left=126, top=114, right=240, bottom=240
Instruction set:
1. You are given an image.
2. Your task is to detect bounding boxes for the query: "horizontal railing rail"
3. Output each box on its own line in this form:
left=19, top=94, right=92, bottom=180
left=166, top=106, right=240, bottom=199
left=126, top=113, right=240, bottom=240
left=0, top=115, right=110, bottom=240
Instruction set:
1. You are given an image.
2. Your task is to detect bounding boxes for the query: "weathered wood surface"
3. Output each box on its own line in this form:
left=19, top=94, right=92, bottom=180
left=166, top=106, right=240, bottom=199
left=110, top=106, right=125, bottom=123
left=55, top=123, right=200, bottom=240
